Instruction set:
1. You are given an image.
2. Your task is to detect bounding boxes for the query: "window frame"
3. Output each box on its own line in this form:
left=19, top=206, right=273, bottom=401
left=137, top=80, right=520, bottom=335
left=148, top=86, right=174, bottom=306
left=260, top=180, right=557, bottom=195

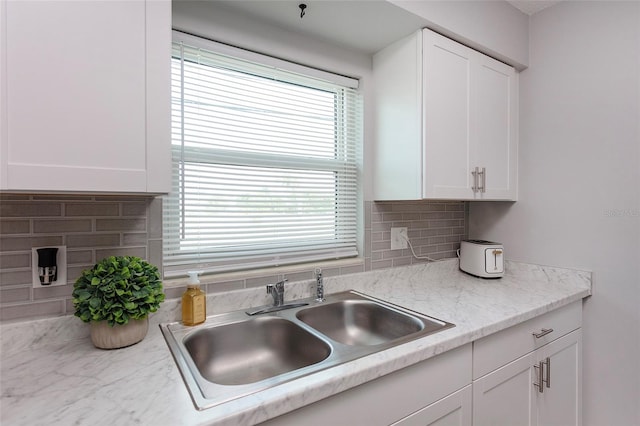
left=163, top=31, right=363, bottom=278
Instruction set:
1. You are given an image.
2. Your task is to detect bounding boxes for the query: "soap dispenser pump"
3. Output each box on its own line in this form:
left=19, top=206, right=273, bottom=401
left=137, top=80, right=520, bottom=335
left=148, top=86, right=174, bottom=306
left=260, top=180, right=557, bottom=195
left=182, top=271, right=206, bottom=326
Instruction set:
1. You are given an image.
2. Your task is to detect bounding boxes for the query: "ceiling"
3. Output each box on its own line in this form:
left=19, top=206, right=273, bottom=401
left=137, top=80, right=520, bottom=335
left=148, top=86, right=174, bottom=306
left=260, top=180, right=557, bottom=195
left=205, top=1, right=433, bottom=54
left=192, top=1, right=562, bottom=56
left=506, top=1, right=561, bottom=15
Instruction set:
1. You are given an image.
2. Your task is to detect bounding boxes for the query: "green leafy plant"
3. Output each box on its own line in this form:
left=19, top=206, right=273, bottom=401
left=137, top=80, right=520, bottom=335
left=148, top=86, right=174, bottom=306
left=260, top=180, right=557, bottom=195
left=72, top=256, right=165, bottom=326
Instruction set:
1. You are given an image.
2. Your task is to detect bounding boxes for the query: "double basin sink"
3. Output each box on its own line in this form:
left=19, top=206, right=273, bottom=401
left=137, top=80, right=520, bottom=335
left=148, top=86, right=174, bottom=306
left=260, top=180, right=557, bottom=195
left=160, top=290, right=454, bottom=410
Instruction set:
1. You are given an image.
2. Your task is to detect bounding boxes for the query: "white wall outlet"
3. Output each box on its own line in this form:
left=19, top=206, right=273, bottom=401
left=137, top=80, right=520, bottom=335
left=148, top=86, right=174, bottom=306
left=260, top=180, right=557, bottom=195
left=32, top=246, right=67, bottom=288
left=391, top=227, right=408, bottom=250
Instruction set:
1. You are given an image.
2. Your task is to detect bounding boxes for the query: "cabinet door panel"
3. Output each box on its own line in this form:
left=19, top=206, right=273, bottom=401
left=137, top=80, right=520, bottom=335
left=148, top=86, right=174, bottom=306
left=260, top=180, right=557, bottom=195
left=4, top=1, right=148, bottom=192
left=392, top=385, right=471, bottom=426
left=422, top=31, right=473, bottom=199
left=537, top=330, right=582, bottom=426
left=472, top=54, right=518, bottom=200
left=473, top=352, right=537, bottom=426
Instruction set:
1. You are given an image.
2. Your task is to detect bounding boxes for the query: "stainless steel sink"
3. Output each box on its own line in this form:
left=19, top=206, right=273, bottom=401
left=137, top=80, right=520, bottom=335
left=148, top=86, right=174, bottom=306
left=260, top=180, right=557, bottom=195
left=160, top=290, right=454, bottom=410
left=296, top=300, right=426, bottom=346
left=183, top=317, right=331, bottom=385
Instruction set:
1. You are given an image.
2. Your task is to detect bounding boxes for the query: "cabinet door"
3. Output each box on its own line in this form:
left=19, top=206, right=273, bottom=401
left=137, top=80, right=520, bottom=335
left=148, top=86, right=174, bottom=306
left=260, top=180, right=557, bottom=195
left=422, top=30, right=474, bottom=199
left=2, top=0, right=169, bottom=193
left=473, top=351, right=537, bottom=426
left=536, top=329, right=582, bottom=426
left=471, top=53, right=518, bottom=200
left=392, top=385, right=472, bottom=426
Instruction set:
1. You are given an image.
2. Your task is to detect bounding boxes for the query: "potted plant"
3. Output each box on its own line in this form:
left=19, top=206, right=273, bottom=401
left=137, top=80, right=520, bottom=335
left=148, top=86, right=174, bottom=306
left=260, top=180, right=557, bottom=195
left=72, top=256, right=165, bottom=349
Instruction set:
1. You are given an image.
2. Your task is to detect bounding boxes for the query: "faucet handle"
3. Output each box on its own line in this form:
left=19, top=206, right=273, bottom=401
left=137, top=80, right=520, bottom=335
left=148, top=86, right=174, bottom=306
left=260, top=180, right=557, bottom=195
left=266, top=278, right=287, bottom=293
left=275, top=278, right=287, bottom=290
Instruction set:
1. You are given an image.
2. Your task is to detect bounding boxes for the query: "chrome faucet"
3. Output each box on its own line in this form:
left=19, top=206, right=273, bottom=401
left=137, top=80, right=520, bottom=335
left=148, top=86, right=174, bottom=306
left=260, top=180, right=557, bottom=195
left=266, top=279, right=287, bottom=307
left=315, top=268, right=324, bottom=302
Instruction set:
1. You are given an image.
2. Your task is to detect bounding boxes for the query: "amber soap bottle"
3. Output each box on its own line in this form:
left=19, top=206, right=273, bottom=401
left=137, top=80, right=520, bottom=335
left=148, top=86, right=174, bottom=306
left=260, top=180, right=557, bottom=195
left=182, top=272, right=206, bottom=326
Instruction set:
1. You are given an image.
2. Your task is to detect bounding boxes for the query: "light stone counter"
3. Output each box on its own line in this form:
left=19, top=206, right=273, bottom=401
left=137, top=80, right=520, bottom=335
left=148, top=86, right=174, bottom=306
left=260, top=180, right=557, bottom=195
left=0, top=260, right=591, bottom=426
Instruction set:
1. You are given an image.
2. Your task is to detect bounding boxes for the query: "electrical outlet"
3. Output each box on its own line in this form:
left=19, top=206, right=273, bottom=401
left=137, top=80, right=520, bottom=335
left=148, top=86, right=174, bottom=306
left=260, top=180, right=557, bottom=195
left=390, top=227, right=408, bottom=250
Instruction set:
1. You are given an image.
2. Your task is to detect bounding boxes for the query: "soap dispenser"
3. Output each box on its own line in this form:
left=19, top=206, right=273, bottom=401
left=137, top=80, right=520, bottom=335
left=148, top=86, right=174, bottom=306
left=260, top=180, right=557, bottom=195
left=182, top=271, right=206, bottom=326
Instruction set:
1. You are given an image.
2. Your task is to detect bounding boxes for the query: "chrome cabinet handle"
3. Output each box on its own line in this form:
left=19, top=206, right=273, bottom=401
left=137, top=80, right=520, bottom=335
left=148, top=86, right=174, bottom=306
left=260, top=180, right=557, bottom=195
left=544, top=357, right=551, bottom=388
left=471, top=167, right=479, bottom=193
left=471, top=167, right=486, bottom=193
left=533, top=357, right=551, bottom=393
left=534, top=361, right=545, bottom=393
left=532, top=328, right=554, bottom=338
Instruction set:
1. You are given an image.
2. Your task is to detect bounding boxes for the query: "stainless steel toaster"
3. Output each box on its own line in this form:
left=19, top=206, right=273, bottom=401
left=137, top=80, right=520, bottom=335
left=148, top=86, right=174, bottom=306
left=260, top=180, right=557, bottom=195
left=459, top=239, right=504, bottom=278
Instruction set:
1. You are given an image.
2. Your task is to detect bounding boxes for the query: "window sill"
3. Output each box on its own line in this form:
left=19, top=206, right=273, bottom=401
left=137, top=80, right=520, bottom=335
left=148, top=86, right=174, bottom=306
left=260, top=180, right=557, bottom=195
left=163, top=257, right=366, bottom=290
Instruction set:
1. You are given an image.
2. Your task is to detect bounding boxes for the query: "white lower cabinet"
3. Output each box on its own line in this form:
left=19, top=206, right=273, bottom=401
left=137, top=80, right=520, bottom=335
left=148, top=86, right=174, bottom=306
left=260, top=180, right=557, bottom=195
left=260, top=344, right=472, bottom=426
left=473, top=352, right=537, bottom=425
left=473, top=301, right=582, bottom=426
left=391, top=385, right=471, bottom=426
left=536, top=330, right=582, bottom=426
left=263, top=302, right=582, bottom=426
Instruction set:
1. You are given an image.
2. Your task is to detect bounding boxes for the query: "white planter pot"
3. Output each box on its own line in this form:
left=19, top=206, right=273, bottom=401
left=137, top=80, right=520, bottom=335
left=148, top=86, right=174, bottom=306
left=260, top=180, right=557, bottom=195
left=90, top=317, right=149, bottom=349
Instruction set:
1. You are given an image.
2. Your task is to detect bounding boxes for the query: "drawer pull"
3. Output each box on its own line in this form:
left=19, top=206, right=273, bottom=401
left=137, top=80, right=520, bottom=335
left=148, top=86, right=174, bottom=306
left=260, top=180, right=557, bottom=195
left=532, top=328, right=554, bottom=338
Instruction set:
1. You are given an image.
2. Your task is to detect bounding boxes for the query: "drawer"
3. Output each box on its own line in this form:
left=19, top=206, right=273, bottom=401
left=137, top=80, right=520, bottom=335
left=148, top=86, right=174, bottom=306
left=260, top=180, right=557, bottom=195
left=473, top=300, right=582, bottom=379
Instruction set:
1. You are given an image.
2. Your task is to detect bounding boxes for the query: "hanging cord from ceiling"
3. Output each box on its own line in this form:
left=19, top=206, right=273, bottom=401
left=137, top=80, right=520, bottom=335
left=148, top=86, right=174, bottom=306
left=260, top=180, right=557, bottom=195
left=299, top=3, right=307, bottom=18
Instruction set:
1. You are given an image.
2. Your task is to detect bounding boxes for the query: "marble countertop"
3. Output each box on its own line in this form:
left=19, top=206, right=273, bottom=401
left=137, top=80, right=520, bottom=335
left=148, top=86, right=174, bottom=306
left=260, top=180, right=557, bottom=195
left=0, top=260, right=591, bottom=426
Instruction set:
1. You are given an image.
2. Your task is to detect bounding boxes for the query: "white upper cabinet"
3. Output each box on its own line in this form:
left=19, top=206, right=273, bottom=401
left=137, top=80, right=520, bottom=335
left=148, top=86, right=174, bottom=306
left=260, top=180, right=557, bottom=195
left=0, top=0, right=170, bottom=193
left=373, top=29, right=518, bottom=201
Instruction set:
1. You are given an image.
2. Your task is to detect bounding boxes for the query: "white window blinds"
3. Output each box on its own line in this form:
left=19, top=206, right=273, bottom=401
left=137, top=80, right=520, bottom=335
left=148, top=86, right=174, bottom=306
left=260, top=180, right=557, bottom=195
left=163, top=34, right=362, bottom=277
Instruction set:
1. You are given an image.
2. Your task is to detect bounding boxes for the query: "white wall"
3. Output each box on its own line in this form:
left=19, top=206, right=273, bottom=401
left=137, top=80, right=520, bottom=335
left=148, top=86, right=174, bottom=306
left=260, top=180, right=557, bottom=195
left=469, top=2, right=640, bottom=425
left=390, top=0, right=529, bottom=68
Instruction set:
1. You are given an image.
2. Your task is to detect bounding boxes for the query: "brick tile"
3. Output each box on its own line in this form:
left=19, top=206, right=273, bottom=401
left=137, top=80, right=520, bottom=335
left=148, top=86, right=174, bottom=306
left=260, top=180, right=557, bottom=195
left=206, top=280, right=245, bottom=294
left=122, top=233, right=148, bottom=246
left=370, top=259, right=393, bottom=270
left=0, top=270, right=33, bottom=287
left=64, top=298, right=74, bottom=314
left=96, top=218, right=146, bottom=232
left=246, top=275, right=278, bottom=288
left=382, top=213, right=403, bottom=222
left=147, top=239, right=163, bottom=273
left=95, top=247, right=146, bottom=260
left=339, top=264, right=365, bottom=275
left=0, top=202, right=62, bottom=217
left=67, top=265, right=92, bottom=283
left=0, top=253, right=31, bottom=269
left=372, top=222, right=391, bottom=232
left=66, top=250, right=94, bottom=265
left=0, top=220, right=30, bottom=235
left=33, top=219, right=92, bottom=233
left=66, top=234, right=120, bottom=248
left=371, top=202, right=393, bottom=213
left=34, top=284, right=74, bottom=300
left=148, top=197, right=163, bottom=239
left=162, top=286, right=185, bottom=300
left=122, top=202, right=149, bottom=217
left=0, top=300, right=65, bottom=321
left=0, top=286, right=31, bottom=303
left=0, top=236, right=63, bottom=252
left=392, top=257, right=412, bottom=267
left=445, top=202, right=465, bottom=211
left=65, top=203, right=119, bottom=217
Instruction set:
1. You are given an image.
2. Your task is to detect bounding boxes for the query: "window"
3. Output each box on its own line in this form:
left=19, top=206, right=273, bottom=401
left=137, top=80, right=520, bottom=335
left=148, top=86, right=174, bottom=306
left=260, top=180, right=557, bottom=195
left=163, top=32, right=363, bottom=277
